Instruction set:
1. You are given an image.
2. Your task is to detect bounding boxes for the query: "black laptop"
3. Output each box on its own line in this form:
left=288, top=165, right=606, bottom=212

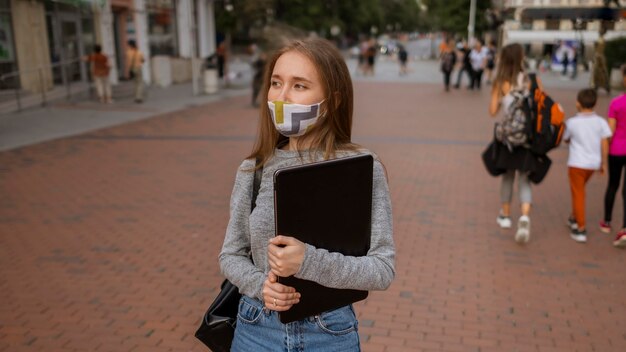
left=273, top=154, right=373, bottom=323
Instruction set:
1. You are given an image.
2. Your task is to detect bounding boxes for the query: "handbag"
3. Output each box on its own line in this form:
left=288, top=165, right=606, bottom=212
left=481, top=139, right=506, bottom=177
left=527, top=153, right=552, bottom=184
left=195, top=162, right=262, bottom=351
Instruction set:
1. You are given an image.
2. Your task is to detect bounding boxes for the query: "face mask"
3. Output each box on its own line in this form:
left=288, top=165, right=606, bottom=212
left=267, top=100, right=324, bottom=137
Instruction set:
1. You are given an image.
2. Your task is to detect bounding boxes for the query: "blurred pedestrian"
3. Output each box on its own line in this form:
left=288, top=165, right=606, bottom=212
left=83, top=44, right=112, bottom=104
left=561, top=52, right=569, bottom=76
left=125, top=39, right=145, bottom=103
left=602, top=65, right=626, bottom=248
left=564, top=88, right=611, bottom=243
left=364, top=38, right=377, bottom=76
left=485, top=40, right=497, bottom=85
left=454, top=40, right=472, bottom=89
left=249, top=44, right=267, bottom=107
left=438, top=36, right=451, bottom=56
left=398, top=44, right=408, bottom=76
left=469, top=39, right=488, bottom=90
left=216, top=41, right=227, bottom=80
left=571, top=48, right=579, bottom=80
left=219, top=38, right=395, bottom=351
left=440, top=38, right=456, bottom=91
left=357, top=38, right=369, bottom=75
left=488, top=43, right=543, bottom=244
left=592, top=36, right=610, bottom=94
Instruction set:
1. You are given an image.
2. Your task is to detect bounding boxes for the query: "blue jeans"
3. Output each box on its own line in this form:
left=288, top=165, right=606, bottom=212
left=231, top=295, right=361, bottom=352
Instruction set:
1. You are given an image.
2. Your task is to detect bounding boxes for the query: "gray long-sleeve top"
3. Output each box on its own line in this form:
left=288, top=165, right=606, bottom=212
left=218, top=148, right=395, bottom=301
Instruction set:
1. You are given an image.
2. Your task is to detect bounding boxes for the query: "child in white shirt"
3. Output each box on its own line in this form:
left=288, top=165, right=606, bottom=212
left=563, top=88, right=612, bottom=242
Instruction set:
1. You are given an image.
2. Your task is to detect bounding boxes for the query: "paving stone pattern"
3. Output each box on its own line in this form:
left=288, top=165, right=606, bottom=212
left=0, top=81, right=624, bottom=352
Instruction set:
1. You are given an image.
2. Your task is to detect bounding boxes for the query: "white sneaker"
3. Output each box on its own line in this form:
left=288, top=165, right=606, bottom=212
left=515, top=215, right=531, bottom=243
left=496, top=214, right=512, bottom=229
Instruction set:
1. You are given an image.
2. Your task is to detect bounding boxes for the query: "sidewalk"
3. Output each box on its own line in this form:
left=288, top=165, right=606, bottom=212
left=0, top=57, right=625, bottom=352
left=0, top=59, right=254, bottom=152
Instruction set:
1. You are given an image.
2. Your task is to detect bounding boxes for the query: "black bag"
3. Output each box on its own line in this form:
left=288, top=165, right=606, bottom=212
left=129, top=69, right=135, bottom=80
left=195, top=162, right=262, bottom=351
left=481, top=140, right=506, bottom=177
left=194, top=279, right=240, bottom=352
left=527, top=153, right=552, bottom=184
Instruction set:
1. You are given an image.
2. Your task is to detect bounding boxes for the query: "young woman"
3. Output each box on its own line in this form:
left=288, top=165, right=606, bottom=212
left=602, top=65, right=626, bottom=248
left=488, top=43, right=541, bottom=244
left=219, top=38, right=395, bottom=351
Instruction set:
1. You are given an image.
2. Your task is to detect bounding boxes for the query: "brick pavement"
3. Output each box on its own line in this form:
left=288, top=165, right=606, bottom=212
left=0, top=80, right=624, bottom=352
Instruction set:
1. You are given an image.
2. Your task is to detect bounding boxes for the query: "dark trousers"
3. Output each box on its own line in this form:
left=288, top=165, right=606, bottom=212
left=455, top=65, right=472, bottom=87
left=470, top=69, right=484, bottom=89
left=604, top=154, right=626, bottom=228
left=443, top=71, right=452, bottom=90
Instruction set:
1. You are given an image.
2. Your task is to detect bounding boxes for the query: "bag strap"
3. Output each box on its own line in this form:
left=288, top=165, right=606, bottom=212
left=247, top=159, right=262, bottom=264
left=528, top=73, right=538, bottom=94
left=251, top=158, right=262, bottom=213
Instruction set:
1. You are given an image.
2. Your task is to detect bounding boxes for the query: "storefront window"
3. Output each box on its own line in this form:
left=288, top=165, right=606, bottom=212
left=45, top=1, right=94, bottom=84
left=146, top=0, right=178, bottom=56
left=82, top=17, right=95, bottom=56
left=0, top=4, right=18, bottom=89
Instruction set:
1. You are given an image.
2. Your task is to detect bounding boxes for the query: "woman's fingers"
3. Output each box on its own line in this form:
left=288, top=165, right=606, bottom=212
left=262, top=276, right=301, bottom=311
left=267, top=236, right=305, bottom=277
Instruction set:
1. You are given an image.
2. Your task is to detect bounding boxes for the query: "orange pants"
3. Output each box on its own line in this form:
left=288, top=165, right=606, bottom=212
left=569, top=167, right=595, bottom=229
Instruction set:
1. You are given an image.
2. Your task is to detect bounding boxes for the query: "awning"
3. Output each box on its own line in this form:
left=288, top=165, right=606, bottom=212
left=504, top=29, right=626, bottom=44
left=521, top=7, right=621, bottom=21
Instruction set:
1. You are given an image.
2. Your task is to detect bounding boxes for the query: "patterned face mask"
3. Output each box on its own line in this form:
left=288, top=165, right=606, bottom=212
left=267, top=100, right=324, bottom=137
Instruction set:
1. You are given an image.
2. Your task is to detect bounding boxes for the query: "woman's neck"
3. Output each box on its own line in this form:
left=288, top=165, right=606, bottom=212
left=287, top=136, right=314, bottom=151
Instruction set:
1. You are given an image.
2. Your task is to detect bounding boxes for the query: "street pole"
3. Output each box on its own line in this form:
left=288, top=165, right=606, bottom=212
left=468, top=0, right=476, bottom=42
left=190, top=0, right=199, bottom=96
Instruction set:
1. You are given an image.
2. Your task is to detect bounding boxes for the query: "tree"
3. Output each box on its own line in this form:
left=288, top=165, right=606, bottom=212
left=214, top=0, right=424, bottom=45
left=422, top=0, right=492, bottom=37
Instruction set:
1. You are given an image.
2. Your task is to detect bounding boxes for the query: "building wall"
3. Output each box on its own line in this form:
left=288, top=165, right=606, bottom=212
left=11, top=0, right=52, bottom=93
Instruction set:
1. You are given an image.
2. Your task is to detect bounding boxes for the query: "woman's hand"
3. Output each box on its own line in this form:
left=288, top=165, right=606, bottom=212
left=262, top=271, right=300, bottom=311
left=267, top=235, right=305, bottom=277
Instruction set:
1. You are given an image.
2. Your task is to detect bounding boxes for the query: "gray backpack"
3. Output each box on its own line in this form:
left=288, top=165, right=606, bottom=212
left=494, top=77, right=531, bottom=151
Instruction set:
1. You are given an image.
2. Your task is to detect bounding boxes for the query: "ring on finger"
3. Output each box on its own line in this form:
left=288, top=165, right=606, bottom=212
left=273, top=297, right=277, bottom=307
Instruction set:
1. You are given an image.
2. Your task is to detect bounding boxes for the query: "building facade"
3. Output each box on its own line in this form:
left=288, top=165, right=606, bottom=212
left=0, top=0, right=217, bottom=93
left=502, top=0, right=626, bottom=59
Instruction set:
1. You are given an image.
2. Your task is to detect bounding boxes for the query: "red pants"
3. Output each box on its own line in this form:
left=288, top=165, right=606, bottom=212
left=569, top=167, right=595, bottom=229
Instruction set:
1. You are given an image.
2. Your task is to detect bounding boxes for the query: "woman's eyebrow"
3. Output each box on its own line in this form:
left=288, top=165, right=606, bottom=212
left=292, top=76, right=313, bottom=84
left=271, top=74, right=313, bottom=84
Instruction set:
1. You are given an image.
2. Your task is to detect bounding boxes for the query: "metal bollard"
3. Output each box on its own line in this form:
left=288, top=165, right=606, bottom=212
left=39, top=68, right=47, bottom=107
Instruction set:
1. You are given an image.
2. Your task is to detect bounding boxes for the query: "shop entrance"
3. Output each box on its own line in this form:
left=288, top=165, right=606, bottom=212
left=53, top=14, right=87, bottom=84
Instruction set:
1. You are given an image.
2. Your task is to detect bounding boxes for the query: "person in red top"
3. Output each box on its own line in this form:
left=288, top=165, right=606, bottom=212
left=83, top=44, right=112, bottom=104
left=602, top=65, right=626, bottom=247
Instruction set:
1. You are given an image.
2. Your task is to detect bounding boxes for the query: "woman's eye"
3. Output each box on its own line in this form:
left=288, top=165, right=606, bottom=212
left=294, top=83, right=306, bottom=89
left=271, top=81, right=282, bottom=87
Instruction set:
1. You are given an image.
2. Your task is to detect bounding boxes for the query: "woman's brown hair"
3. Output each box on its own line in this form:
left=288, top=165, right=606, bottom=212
left=492, top=43, right=525, bottom=96
left=247, top=38, right=358, bottom=167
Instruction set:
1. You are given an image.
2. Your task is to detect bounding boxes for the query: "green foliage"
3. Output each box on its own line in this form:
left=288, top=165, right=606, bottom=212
left=422, top=0, right=492, bottom=37
left=605, top=37, right=626, bottom=70
left=214, top=0, right=424, bottom=39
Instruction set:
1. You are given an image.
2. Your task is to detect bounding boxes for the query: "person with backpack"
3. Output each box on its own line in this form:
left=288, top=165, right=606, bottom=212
left=601, top=65, right=626, bottom=248
left=488, top=43, right=542, bottom=244
left=564, top=89, right=611, bottom=243
left=454, top=40, right=472, bottom=89
left=440, top=38, right=456, bottom=91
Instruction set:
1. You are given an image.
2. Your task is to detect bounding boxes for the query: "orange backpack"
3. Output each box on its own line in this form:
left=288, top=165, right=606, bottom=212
left=528, top=73, right=565, bottom=155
